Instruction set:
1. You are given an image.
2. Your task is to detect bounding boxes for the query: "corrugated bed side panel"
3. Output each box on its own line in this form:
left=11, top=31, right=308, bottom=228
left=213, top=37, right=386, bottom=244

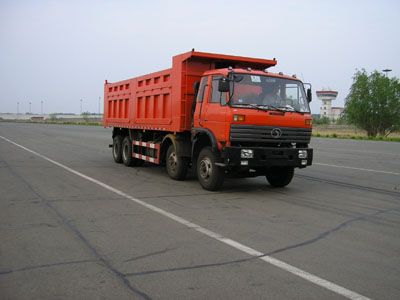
left=104, top=69, right=174, bottom=130
left=104, top=79, right=132, bottom=127
left=133, top=69, right=173, bottom=130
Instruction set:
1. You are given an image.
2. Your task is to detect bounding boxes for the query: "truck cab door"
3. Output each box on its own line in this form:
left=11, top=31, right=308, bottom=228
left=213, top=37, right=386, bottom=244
left=201, top=75, right=228, bottom=144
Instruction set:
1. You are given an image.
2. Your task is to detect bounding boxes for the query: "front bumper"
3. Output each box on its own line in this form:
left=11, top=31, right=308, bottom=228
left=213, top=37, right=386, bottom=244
left=221, top=146, right=313, bottom=168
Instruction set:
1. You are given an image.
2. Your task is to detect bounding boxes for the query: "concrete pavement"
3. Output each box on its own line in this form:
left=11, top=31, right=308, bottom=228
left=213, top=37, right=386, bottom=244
left=0, top=122, right=399, bottom=299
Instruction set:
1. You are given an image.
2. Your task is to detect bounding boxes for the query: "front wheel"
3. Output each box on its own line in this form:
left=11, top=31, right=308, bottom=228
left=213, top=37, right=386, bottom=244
left=266, top=167, right=294, bottom=187
left=196, top=147, right=224, bottom=191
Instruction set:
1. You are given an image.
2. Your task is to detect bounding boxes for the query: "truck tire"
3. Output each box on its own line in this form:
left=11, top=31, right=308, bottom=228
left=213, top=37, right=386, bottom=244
left=122, top=136, right=144, bottom=167
left=266, top=167, right=294, bottom=187
left=196, top=147, right=224, bottom=191
left=112, top=135, right=123, bottom=163
left=166, top=144, right=188, bottom=180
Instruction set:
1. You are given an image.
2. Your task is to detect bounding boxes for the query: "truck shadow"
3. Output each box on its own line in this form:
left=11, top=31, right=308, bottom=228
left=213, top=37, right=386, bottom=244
left=129, top=163, right=296, bottom=194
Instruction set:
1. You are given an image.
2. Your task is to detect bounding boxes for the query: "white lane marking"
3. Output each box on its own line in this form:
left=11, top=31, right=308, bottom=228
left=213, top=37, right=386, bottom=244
left=0, top=135, right=371, bottom=300
left=315, top=162, right=400, bottom=176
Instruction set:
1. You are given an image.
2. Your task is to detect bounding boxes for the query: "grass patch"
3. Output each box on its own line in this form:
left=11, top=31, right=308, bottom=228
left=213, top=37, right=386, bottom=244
left=312, top=132, right=400, bottom=142
left=312, top=133, right=400, bottom=142
left=312, top=125, right=400, bottom=142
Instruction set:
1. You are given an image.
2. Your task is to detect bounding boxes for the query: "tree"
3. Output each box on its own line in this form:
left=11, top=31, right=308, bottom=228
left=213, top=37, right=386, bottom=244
left=345, top=70, right=400, bottom=137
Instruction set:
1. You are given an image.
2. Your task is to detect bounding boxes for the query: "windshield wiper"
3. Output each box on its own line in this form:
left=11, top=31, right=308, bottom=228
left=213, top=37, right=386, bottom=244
left=233, top=103, right=288, bottom=112
left=232, top=104, right=266, bottom=111
left=276, top=105, right=307, bottom=113
left=248, top=104, right=267, bottom=111
left=258, top=105, right=286, bottom=112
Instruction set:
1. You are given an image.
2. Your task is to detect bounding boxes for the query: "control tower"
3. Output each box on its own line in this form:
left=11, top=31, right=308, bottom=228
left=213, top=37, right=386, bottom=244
left=316, top=89, right=338, bottom=119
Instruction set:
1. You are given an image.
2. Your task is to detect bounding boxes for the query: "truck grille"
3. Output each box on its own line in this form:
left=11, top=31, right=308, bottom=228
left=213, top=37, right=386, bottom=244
left=230, top=124, right=311, bottom=145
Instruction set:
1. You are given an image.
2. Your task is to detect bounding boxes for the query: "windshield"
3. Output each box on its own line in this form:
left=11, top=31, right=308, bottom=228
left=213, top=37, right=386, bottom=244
left=229, top=74, right=310, bottom=113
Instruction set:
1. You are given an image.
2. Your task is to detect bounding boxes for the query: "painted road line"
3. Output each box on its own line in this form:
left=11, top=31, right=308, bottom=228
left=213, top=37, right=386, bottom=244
left=0, top=135, right=371, bottom=300
left=315, top=162, right=400, bottom=176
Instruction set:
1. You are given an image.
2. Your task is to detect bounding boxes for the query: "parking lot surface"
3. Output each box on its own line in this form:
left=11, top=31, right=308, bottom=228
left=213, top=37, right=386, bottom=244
left=1, top=123, right=399, bottom=299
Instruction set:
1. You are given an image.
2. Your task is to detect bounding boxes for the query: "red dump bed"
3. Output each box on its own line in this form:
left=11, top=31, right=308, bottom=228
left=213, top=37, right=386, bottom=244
left=104, top=50, right=277, bottom=132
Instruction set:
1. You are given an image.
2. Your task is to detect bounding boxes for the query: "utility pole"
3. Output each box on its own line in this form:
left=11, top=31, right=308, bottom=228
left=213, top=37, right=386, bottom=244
left=29, top=102, right=31, bottom=114
left=98, top=96, right=101, bottom=115
left=382, top=69, right=392, bottom=77
left=80, top=99, right=83, bottom=114
left=17, top=102, right=19, bottom=118
left=41, top=100, right=44, bottom=115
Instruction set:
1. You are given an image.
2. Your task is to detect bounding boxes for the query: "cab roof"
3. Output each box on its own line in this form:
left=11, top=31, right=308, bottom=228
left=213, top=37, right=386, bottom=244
left=203, top=68, right=302, bottom=82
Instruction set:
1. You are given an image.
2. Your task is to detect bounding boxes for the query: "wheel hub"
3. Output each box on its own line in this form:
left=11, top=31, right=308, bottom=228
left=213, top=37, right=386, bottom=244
left=168, top=152, right=177, bottom=172
left=199, top=158, right=212, bottom=180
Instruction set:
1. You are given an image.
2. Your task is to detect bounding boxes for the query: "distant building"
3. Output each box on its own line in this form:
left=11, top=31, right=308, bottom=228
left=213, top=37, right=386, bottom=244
left=331, top=107, right=344, bottom=120
left=316, top=89, right=343, bottom=120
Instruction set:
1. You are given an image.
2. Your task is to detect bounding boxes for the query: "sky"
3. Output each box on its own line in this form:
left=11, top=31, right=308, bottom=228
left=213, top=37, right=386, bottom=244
left=0, top=0, right=399, bottom=114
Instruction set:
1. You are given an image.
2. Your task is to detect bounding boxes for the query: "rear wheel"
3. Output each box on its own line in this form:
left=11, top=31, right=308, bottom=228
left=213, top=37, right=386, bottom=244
left=266, top=167, right=294, bottom=187
left=122, top=136, right=144, bottom=167
left=112, top=135, right=123, bottom=163
left=122, top=136, right=133, bottom=166
left=196, top=147, right=224, bottom=191
left=166, top=144, right=188, bottom=180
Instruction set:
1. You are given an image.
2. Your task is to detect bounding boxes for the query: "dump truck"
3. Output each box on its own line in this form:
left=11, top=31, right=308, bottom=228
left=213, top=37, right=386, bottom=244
left=104, top=50, right=313, bottom=190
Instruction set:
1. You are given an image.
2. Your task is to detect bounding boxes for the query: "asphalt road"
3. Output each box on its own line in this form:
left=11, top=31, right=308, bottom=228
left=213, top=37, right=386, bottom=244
left=0, top=122, right=399, bottom=300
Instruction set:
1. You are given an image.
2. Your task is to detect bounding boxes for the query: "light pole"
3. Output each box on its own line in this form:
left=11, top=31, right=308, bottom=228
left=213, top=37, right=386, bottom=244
left=80, top=99, right=83, bottom=114
left=41, top=100, right=43, bottom=115
left=17, top=102, right=19, bottom=118
left=29, top=102, right=31, bottom=114
left=382, top=69, right=392, bottom=77
left=98, top=96, right=101, bottom=115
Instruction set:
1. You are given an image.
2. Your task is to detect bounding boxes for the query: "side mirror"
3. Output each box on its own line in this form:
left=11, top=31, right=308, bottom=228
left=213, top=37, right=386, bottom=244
left=218, top=77, right=230, bottom=93
left=307, top=88, right=312, bottom=102
left=303, top=83, right=312, bottom=103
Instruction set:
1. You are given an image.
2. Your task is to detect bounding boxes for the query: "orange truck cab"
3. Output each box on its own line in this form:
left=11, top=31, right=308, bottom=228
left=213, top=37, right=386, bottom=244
left=104, top=50, right=313, bottom=190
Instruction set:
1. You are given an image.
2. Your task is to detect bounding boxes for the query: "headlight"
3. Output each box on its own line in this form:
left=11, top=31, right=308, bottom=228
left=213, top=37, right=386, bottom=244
left=241, top=149, right=254, bottom=159
left=298, top=150, right=308, bottom=159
